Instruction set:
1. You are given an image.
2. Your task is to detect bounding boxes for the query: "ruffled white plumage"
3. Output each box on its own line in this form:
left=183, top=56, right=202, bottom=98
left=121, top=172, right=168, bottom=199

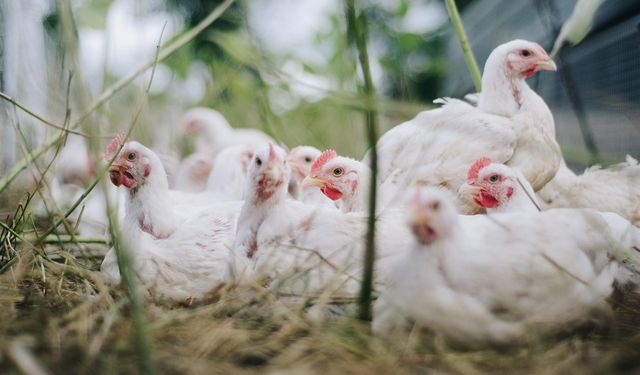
left=374, top=188, right=631, bottom=344
left=368, top=40, right=561, bottom=213
left=538, top=156, right=640, bottom=226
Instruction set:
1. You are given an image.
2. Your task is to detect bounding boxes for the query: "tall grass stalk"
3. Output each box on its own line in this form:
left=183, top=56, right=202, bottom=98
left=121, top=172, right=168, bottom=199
left=0, top=0, right=236, bottom=194
left=107, top=214, right=156, bottom=374
left=345, top=0, right=378, bottom=321
left=444, top=0, right=482, bottom=92
left=91, top=19, right=172, bottom=375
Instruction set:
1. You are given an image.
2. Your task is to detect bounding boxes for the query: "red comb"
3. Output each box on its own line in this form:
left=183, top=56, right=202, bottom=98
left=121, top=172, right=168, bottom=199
left=311, top=149, right=337, bottom=173
left=267, top=143, right=277, bottom=163
left=467, top=157, right=492, bottom=181
left=103, top=133, right=126, bottom=160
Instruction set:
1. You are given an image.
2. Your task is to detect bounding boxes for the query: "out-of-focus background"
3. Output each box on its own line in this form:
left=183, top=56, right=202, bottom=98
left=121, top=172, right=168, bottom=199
left=1, top=0, right=639, bottom=178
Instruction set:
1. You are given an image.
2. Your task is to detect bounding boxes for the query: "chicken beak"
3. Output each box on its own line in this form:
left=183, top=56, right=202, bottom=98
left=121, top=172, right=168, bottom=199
left=457, top=182, right=482, bottom=200
left=409, top=211, right=430, bottom=226
left=108, top=162, right=127, bottom=186
left=535, top=57, right=557, bottom=72
left=302, top=176, right=327, bottom=189
left=263, top=165, right=282, bottom=183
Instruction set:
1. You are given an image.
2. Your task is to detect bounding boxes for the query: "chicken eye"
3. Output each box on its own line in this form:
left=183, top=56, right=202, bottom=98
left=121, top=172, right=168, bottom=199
left=127, top=152, right=136, bottom=161
left=332, top=167, right=344, bottom=177
left=431, top=201, right=440, bottom=211
left=255, top=157, right=262, bottom=166
left=489, top=174, right=499, bottom=182
left=520, top=49, right=531, bottom=57
left=304, top=157, right=312, bottom=163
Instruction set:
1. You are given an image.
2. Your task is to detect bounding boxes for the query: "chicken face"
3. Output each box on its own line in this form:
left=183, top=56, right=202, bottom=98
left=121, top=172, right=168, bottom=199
left=504, top=40, right=557, bottom=78
left=248, top=144, right=290, bottom=201
left=108, top=142, right=153, bottom=190
left=408, top=187, right=458, bottom=246
left=459, top=158, right=516, bottom=209
left=286, top=146, right=322, bottom=182
left=302, top=150, right=362, bottom=202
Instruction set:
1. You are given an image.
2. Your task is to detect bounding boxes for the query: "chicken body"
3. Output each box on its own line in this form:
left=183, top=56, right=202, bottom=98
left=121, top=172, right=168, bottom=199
left=228, top=145, right=408, bottom=297
left=100, top=140, right=242, bottom=301
left=205, top=144, right=255, bottom=201
left=374, top=188, right=625, bottom=345
left=538, top=156, right=640, bottom=226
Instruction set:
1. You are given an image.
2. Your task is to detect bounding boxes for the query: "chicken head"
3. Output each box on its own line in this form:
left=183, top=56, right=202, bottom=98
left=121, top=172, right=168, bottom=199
left=247, top=143, right=290, bottom=202
left=408, top=187, right=458, bottom=246
left=302, top=149, right=366, bottom=205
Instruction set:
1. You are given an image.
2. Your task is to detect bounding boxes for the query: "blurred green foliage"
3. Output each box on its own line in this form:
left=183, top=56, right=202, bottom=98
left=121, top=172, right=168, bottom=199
left=37, top=0, right=452, bottom=159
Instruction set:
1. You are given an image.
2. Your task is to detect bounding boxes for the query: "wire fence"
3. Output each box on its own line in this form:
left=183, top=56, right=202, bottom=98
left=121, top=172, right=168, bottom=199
left=442, top=0, right=640, bottom=167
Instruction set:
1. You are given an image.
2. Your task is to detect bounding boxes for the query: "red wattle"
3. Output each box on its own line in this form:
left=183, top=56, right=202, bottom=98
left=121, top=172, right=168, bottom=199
left=121, top=174, right=136, bottom=189
left=109, top=171, right=122, bottom=186
left=475, top=191, right=499, bottom=208
left=523, top=67, right=536, bottom=77
left=321, top=186, right=343, bottom=201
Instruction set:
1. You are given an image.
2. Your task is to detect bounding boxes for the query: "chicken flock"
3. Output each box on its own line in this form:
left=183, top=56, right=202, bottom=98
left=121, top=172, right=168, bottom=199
left=39, top=40, right=640, bottom=345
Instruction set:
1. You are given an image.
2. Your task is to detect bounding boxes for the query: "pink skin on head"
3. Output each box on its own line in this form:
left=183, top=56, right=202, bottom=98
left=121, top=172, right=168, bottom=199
left=475, top=180, right=513, bottom=208
left=108, top=147, right=151, bottom=190
left=109, top=168, right=134, bottom=188
left=316, top=162, right=357, bottom=201
left=410, top=191, right=438, bottom=245
left=310, top=149, right=337, bottom=175
left=467, top=158, right=516, bottom=209
left=474, top=190, right=499, bottom=208
left=507, top=43, right=554, bottom=78
left=103, top=133, right=126, bottom=161
left=321, top=186, right=343, bottom=201
left=308, top=149, right=344, bottom=200
left=411, top=222, right=437, bottom=245
left=105, top=134, right=138, bottom=188
left=256, top=144, right=284, bottom=201
left=467, top=157, right=492, bottom=182
left=267, top=144, right=277, bottom=165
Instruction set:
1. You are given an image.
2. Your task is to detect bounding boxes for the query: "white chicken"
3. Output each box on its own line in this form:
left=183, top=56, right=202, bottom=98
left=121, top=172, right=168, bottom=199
left=286, top=146, right=334, bottom=208
left=205, top=144, right=255, bottom=201
left=100, top=138, right=241, bottom=301
left=227, top=144, right=408, bottom=297
left=538, top=156, right=640, bottom=226
left=458, top=161, right=640, bottom=283
left=180, top=107, right=275, bottom=156
left=373, top=187, right=624, bottom=345
left=458, top=157, right=540, bottom=213
left=173, top=152, right=214, bottom=193
left=302, top=149, right=370, bottom=212
left=369, top=40, right=561, bottom=213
